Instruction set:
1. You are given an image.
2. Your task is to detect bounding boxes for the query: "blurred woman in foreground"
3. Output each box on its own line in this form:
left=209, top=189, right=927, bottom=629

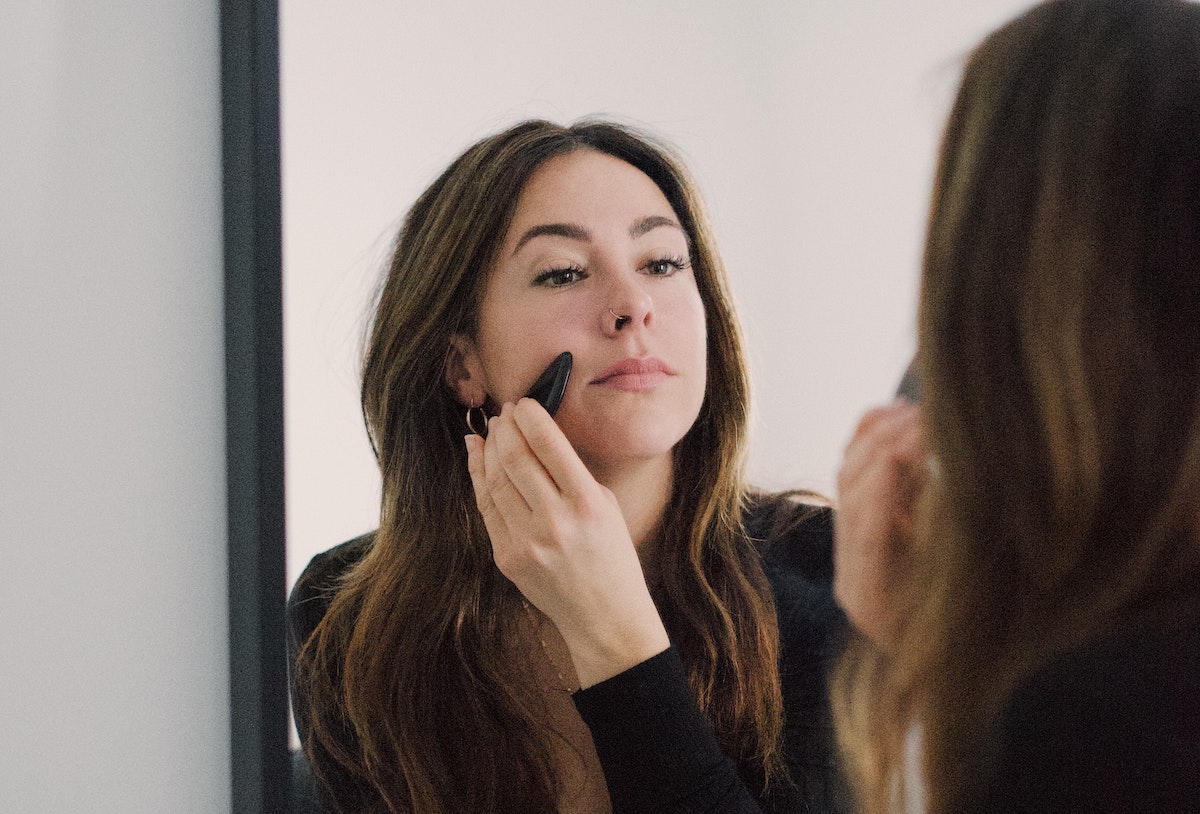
left=834, top=1, right=1200, bottom=811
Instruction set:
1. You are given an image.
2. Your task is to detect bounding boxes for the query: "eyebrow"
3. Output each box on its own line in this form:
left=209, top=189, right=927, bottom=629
left=629, top=215, right=682, bottom=239
left=512, top=223, right=589, bottom=255
left=511, top=215, right=685, bottom=256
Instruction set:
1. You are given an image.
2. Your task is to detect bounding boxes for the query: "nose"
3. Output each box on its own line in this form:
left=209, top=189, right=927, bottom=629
left=602, top=277, right=653, bottom=336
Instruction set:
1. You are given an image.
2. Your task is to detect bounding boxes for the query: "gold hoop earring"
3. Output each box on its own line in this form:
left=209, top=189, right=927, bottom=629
left=466, top=404, right=490, bottom=437
left=608, top=308, right=631, bottom=331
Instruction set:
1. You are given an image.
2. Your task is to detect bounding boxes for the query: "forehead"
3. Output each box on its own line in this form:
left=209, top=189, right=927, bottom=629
left=506, top=149, right=679, bottom=234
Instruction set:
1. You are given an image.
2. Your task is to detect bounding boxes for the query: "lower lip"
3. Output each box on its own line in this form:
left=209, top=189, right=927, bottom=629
left=594, top=372, right=669, bottom=392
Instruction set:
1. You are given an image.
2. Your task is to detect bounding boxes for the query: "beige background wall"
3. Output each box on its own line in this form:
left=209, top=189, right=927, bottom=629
left=1, top=2, right=230, bottom=811
left=282, top=1, right=1037, bottom=590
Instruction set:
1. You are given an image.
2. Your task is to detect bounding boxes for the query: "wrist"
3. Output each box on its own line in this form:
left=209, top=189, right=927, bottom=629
left=561, top=600, right=671, bottom=689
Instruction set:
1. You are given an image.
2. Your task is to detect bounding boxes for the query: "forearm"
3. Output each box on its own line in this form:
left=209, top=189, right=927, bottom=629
left=574, top=647, right=766, bottom=814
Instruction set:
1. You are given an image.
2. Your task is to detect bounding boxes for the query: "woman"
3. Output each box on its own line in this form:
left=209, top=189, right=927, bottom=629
left=288, top=120, right=846, bottom=813
left=833, top=1, right=1200, bottom=812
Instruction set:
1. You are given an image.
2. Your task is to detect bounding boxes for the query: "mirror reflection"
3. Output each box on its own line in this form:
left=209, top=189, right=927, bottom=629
left=285, top=2, right=1032, bottom=587
left=280, top=0, right=1036, bottom=790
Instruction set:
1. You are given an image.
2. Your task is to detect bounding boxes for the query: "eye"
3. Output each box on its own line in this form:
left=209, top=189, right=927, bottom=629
left=642, top=255, right=691, bottom=276
left=532, top=265, right=587, bottom=287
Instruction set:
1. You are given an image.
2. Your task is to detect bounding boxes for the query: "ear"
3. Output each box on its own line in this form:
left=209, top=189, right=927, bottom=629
left=444, top=333, right=488, bottom=407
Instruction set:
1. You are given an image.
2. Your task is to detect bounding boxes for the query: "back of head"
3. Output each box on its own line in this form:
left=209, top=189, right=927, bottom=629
left=838, top=2, right=1200, bottom=812
left=922, top=0, right=1200, bottom=634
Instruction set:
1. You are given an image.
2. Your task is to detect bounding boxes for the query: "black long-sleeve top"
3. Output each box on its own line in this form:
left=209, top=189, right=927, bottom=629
left=287, top=497, right=849, bottom=813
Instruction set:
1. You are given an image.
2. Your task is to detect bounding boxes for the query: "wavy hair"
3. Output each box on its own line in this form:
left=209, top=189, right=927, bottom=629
left=294, top=119, right=785, bottom=812
left=833, top=2, right=1200, bottom=812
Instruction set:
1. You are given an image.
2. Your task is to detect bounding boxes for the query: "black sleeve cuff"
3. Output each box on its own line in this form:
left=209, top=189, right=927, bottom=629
left=573, top=647, right=764, bottom=813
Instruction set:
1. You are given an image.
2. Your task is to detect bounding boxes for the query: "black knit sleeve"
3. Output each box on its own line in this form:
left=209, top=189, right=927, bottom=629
left=574, top=647, right=767, bottom=814
left=573, top=499, right=850, bottom=814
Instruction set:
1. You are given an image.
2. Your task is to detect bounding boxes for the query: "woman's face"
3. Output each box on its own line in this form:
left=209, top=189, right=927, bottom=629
left=450, top=148, right=708, bottom=476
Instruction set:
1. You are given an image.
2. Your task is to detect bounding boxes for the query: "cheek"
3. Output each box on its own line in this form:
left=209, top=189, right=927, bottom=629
left=667, top=286, right=709, bottom=362
left=684, top=294, right=712, bottom=409
left=652, top=285, right=709, bottom=417
left=475, top=304, right=580, bottom=403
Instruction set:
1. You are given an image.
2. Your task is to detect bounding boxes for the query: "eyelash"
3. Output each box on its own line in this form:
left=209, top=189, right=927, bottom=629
left=532, top=255, right=692, bottom=288
left=532, top=264, right=587, bottom=288
left=641, top=254, right=691, bottom=276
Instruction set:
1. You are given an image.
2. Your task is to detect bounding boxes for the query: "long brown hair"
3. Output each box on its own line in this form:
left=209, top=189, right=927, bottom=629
left=834, top=2, right=1200, bottom=812
left=294, top=119, right=784, bottom=812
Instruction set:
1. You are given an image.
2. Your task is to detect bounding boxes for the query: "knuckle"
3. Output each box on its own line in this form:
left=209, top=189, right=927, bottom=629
left=492, top=541, right=545, bottom=581
left=836, top=468, right=851, bottom=492
left=514, top=397, right=540, bottom=423
left=542, top=512, right=576, bottom=544
left=483, top=465, right=506, bottom=491
left=856, top=407, right=888, bottom=433
left=519, top=410, right=554, bottom=447
left=570, top=493, right=602, bottom=524
left=495, top=436, right=525, bottom=468
left=490, top=476, right=520, bottom=504
left=491, top=546, right=517, bottom=575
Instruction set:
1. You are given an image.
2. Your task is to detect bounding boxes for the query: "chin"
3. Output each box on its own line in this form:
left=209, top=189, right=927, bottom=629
left=567, top=416, right=694, bottom=471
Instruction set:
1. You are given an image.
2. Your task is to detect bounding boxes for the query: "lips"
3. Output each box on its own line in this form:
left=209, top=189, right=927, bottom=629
left=590, top=357, right=674, bottom=392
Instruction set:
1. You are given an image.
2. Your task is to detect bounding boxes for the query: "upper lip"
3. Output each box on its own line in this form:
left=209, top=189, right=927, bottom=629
left=590, top=356, right=674, bottom=383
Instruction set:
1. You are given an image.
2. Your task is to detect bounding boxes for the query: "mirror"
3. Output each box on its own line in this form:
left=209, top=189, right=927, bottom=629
left=281, top=1, right=1036, bottom=598
left=276, top=13, right=1048, bottom=794
left=224, top=0, right=286, bottom=809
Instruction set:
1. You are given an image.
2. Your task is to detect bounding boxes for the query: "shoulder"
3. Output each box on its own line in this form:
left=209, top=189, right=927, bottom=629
left=743, top=490, right=834, bottom=581
left=286, top=532, right=376, bottom=653
left=981, top=597, right=1200, bottom=811
left=744, top=490, right=846, bottom=671
left=744, top=492, right=850, bottom=811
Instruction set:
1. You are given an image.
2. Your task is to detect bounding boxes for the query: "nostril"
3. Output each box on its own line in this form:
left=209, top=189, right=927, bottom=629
left=608, top=308, right=632, bottom=331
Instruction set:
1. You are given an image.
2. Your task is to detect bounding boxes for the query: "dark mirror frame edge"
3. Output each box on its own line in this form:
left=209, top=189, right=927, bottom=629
left=222, top=1, right=289, bottom=812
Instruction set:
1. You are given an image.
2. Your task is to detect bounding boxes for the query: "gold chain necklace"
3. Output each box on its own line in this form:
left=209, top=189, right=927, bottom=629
left=521, top=597, right=578, bottom=694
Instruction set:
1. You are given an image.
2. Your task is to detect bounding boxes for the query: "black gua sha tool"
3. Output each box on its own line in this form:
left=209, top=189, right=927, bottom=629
left=896, top=359, right=922, bottom=403
left=524, top=351, right=572, bottom=417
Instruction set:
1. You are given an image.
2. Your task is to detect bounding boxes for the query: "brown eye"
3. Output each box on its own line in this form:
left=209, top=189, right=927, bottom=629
left=533, top=266, right=586, bottom=287
left=642, top=256, right=691, bottom=276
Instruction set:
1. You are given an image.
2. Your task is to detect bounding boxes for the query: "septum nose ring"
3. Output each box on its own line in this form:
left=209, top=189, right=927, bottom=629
left=608, top=308, right=632, bottom=331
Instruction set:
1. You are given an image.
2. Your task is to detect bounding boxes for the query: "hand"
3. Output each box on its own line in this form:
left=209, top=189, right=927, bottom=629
left=834, top=399, right=927, bottom=648
left=464, top=398, right=670, bottom=688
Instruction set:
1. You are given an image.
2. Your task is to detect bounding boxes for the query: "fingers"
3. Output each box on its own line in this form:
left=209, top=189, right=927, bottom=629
left=838, top=400, right=924, bottom=493
left=511, top=398, right=594, bottom=501
left=482, top=406, right=541, bottom=517
left=833, top=400, right=929, bottom=647
left=465, top=432, right=512, bottom=547
left=836, top=400, right=927, bottom=536
left=484, top=402, right=574, bottom=517
left=465, top=401, right=596, bottom=569
left=477, top=398, right=595, bottom=512
left=464, top=400, right=668, bottom=687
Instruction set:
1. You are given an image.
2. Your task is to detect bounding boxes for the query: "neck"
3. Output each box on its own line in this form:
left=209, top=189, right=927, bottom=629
left=587, top=452, right=674, bottom=583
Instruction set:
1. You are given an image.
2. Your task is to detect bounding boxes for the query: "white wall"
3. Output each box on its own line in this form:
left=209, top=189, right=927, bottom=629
left=0, top=3, right=230, bottom=812
left=282, top=1, right=1038, bottom=589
